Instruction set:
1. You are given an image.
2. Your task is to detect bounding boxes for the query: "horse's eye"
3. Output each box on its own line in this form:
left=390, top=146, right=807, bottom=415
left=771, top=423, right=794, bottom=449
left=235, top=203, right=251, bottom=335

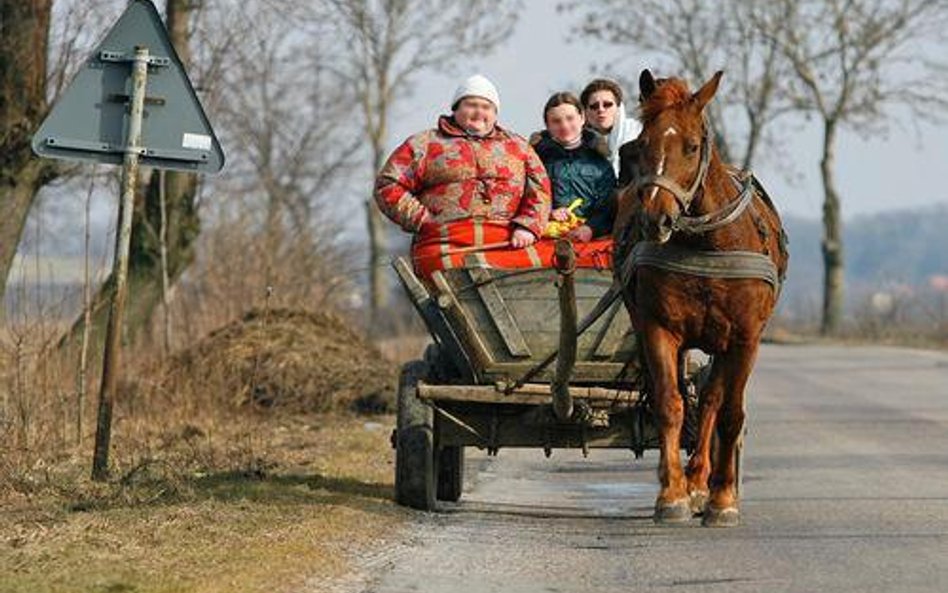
left=683, top=141, right=699, bottom=156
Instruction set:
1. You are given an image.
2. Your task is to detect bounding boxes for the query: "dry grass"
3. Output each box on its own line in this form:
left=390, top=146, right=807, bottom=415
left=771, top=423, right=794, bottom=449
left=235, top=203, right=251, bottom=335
left=0, top=291, right=426, bottom=592
left=0, top=411, right=404, bottom=593
left=164, top=308, right=398, bottom=413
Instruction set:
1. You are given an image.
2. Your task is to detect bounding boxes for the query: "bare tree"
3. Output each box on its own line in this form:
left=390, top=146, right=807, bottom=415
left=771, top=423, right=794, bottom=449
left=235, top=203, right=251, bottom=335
left=0, top=1, right=56, bottom=311
left=321, top=0, right=521, bottom=320
left=563, top=0, right=794, bottom=169
left=753, top=0, right=948, bottom=335
left=0, top=0, right=118, bottom=312
left=209, top=1, right=360, bottom=300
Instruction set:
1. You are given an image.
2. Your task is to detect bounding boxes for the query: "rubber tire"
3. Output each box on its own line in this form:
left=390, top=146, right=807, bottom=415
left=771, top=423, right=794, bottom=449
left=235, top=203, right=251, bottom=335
left=395, top=360, right=436, bottom=510
left=437, top=446, right=464, bottom=502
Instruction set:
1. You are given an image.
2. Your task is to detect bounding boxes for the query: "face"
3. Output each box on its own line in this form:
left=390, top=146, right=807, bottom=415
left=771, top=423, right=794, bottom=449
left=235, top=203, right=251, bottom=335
left=584, top=90, right=618, bottom=133
left=613, top=69, right=723, bottom=244
left=634, top=111, right=704, bottom=243
left=454, top=97, right=497, bottom=134
left=545, top=103, right=584, bottom=144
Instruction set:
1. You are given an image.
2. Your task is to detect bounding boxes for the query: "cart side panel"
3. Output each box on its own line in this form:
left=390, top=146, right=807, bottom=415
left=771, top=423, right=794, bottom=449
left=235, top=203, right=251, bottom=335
left=440, top=265, right=640, bottom=384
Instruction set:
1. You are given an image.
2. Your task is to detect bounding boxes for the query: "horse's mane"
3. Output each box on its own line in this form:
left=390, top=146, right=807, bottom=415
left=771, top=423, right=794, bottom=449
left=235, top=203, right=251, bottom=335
left=638, top=77, right=691, bottom=123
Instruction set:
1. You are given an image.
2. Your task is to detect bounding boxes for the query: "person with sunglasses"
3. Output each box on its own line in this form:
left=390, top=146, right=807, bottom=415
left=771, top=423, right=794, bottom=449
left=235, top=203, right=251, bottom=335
left=580, top=78, right=641, bottom=176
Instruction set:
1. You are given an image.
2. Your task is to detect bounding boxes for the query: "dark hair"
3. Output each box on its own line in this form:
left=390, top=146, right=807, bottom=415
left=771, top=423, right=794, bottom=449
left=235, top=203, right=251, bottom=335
left=580, top=79, right=623, bottom=108
left=543, top=92, right=583, bottom=124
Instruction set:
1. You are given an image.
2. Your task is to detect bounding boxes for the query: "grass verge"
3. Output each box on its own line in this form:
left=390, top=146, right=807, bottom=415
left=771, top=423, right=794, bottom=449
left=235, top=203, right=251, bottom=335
left=0, top=412, right=402, bottom=593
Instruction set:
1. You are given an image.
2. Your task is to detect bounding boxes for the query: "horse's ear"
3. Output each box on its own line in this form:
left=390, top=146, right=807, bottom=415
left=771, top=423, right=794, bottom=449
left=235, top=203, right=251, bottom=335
left=691, top=70, right=724, bottom=112
left=639, top=69, right=657, bottom=101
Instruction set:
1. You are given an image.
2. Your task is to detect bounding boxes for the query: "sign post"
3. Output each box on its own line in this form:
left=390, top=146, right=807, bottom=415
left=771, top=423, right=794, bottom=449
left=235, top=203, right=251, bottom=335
left=32, top=0, right=224, bottom=481
left=91, top=46, right=149, bottom=481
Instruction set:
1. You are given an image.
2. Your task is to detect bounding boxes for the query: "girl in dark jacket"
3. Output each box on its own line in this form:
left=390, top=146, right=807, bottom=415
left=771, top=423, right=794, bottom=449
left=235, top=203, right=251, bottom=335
left=532, top=92, right=617, bottom=242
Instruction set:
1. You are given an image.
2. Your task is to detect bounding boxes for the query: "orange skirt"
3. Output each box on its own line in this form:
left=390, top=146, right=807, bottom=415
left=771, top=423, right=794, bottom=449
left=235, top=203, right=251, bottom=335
left=411, top=220, right=613, bottom=279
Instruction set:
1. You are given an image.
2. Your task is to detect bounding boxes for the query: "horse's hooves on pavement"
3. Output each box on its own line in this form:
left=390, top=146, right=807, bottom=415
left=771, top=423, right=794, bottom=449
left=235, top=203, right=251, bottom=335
left=654, top=499, right=692, bottom=524
left=702, top=505, right=740, bottom=528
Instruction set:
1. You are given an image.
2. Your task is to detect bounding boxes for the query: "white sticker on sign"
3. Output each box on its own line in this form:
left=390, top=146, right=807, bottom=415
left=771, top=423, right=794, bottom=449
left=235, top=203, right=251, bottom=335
left=182, top=133, right=212, bottom=151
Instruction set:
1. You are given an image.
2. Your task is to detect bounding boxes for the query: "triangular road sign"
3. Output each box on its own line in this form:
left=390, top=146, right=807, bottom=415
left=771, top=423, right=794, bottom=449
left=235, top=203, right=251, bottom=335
left=32, top=0, right=224, bottom=173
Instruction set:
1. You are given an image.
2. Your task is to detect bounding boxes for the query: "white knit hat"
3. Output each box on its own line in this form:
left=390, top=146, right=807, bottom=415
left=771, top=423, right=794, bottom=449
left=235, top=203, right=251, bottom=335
left=451, top=74, right=500, bottom=112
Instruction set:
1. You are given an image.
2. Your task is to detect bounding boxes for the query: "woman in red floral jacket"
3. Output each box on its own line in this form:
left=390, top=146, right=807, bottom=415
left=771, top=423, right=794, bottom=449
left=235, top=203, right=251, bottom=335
left=374, top=75, right=551, bottom=252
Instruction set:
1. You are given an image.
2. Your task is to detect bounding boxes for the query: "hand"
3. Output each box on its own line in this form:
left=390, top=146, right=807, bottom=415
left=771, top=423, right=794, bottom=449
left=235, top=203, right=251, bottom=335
left=568, top=225, right=593, bottom=243
left=551, top=207, right=570, bottom=222
left=510, top=227, right=537, bottom=248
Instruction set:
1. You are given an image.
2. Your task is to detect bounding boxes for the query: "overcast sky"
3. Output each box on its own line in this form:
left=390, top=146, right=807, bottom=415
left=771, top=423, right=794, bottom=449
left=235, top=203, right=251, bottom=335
left=385, top=1, right=948, bottom=220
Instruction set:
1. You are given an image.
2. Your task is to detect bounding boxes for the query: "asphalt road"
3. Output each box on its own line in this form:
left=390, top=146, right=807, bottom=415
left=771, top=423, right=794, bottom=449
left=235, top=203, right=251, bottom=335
left=357, top=343, right=948, bottom=593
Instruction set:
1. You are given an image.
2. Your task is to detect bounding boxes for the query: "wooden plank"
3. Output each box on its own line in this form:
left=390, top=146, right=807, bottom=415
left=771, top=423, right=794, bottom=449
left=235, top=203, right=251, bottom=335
left=590, top=300, right=623, bottom=359
left=449, top=271, right=613, bottom=301
left=466, top=266, right=532, bottom=358
left=391, top=257, right=478, bottom=382
left=483, top=361, right=637, bottom=383
left=392, top=256, right=430, bottom=307
left=431, top=270, right=494, bottom=371
left=418, top=382, right=640, bottom=406
left=612, top=330, right=639, bottom=362
left=498, top=305, right=630, bottom=334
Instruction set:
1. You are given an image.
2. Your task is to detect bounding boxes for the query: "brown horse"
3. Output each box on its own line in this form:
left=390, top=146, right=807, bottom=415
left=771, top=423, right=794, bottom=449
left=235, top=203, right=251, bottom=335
left=614, top=70, right=788, bottom=527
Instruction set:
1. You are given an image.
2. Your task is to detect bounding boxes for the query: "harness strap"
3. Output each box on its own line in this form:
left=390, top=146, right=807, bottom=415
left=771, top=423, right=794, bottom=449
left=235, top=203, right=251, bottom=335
left=673, top=171, right=756, bottom=234
left=620, top=241, right=780, bottom=292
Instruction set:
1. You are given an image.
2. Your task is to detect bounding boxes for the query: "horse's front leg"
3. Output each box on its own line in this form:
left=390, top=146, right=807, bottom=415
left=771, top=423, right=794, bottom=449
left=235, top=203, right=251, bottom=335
left=685, top=359, right=726, bottom=514
left=641, top=323, right=689, bottom=523
left=702, top=342, right=760, bottom=528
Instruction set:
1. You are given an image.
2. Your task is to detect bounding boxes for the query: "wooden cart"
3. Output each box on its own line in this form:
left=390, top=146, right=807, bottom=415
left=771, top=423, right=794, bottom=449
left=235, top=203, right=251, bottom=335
left=391, top=243, right=704, bottom=510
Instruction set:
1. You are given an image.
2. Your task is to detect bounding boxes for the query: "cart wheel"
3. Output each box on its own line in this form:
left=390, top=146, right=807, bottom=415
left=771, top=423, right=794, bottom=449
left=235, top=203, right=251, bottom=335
left=395, top=360, right=436, bottom=510
left=424, top=342, right=461, bottom=383
left=437, top=446, right=464, bottom=502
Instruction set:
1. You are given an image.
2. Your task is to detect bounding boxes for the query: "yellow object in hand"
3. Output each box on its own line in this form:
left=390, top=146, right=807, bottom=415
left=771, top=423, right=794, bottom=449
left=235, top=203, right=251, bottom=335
left=543, top=198, right=586, bottom=238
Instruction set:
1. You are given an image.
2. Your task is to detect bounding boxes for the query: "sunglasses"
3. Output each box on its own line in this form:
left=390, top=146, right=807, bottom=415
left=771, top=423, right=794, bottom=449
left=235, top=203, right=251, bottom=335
left=588, top=101, right=615, bottom=111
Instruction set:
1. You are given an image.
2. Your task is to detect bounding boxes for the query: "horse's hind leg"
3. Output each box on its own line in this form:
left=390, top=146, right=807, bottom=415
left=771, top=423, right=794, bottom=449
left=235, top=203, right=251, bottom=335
left=703, top=343, right=759, bottom=528
left=641, top=324, right=690, bottom=524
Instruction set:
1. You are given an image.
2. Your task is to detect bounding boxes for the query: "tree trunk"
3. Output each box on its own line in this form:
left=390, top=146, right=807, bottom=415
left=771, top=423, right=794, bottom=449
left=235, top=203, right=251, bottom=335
left=820, top=119, right=844, bottom=335
left=742, top=112, right=761, bottom=170
left=0, top=0, right=54, bottom=310
left=366, top=198, right=388, bottom=315
left=367, top=134, right=389, bottom=321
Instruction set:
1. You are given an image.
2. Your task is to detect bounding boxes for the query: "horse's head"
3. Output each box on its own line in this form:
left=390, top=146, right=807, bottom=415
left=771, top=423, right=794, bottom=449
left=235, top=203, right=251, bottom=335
left=617, top=69, right=723, bottom=244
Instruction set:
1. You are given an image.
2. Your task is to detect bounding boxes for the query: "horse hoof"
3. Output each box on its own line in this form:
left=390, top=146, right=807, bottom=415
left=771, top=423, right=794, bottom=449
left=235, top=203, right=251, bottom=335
left=654, top=499, right=692, bottom=524
left=688, top=490, right=709, bottom=515
left=702, top=505, right=740, bottom=528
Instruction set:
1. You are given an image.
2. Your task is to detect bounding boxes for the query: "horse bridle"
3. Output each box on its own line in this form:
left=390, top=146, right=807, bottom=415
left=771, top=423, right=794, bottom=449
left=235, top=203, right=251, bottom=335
left=626, top=122, right=755, bottom=236
left=631, top=127, right=713, bottom=216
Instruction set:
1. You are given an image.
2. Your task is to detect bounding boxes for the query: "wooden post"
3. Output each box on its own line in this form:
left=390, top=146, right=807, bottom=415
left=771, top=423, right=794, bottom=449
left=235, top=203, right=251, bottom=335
left=91, top=46, right=149, bottom=481
left=552, top=240, right=577, bottom=421
left=158, top=169, right=172, bottom=355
